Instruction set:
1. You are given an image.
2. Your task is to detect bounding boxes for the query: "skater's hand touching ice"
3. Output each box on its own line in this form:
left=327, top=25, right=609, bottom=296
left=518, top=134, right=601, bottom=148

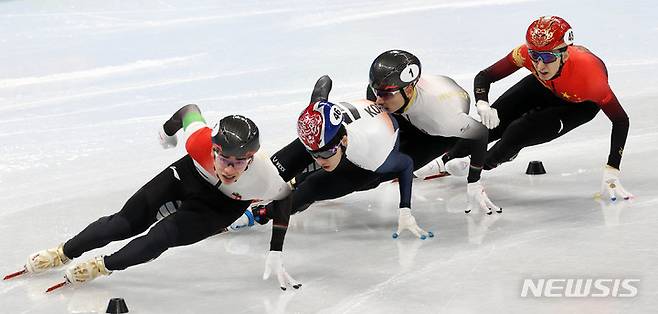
left=600, top=166, right=633, bottom=201
left=465, top=182, right=502, bottom=215
left=263, top=251, right=301, bottom=291
left=393, top=208, right=433, bottom=240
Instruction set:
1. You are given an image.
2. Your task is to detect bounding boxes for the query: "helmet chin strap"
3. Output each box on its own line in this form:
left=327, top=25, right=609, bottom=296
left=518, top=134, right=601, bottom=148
left=395, top=85, right=414, bottom=114
left=548, top=54, right=566, bottom=80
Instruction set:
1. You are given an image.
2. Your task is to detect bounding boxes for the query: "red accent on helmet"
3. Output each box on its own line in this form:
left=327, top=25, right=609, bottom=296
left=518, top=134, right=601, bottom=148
left=297, top=104, right=324, bottom=151
left=526, top=16, right=574, bottom=51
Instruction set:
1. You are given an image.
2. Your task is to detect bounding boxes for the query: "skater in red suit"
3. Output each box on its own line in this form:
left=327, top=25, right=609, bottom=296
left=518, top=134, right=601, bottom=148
left=447, top=15, right=633, bottom=201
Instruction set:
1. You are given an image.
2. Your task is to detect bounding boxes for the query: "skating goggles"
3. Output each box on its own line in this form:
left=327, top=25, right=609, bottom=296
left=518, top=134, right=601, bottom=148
left=213, top=150, right=252, bottom=170
left=528, top=47, right=567, bottom=64
left=308, top=143, right=341, bottom=159
left=370, top=86, right=401, bottom=100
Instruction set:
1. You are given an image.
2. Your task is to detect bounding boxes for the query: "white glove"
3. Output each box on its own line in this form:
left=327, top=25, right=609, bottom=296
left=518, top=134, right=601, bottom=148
left=393, top=208, right=433, bottom=240
left=476, top=100, right=500, bottom=129
left=465, top=181, right=502, bottom=215
left=158, top=125, right=178, bottom=149
left=263, top=251, right=301, bottom=291
left=601, top=166, right=633, bottom=201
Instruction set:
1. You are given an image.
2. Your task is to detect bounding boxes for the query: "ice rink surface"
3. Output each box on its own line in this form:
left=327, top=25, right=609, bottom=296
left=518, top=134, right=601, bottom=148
left=1, top=0, right=657, bottom=313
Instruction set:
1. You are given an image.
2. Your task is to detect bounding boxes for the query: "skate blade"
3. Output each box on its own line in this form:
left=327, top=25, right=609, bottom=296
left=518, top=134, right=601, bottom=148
left=423, top=172, right=450, bottom=181
left=45, top=281, right=68, bottom=293
left=390, top=172, right=450, bottom=183
left=3, top=268, right=27, bottom=280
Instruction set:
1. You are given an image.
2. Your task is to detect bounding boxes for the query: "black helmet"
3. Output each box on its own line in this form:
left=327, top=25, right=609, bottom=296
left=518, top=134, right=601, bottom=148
left=211, top=115, right=260, bottom=158
left=369, top=50, right=421, bottom=91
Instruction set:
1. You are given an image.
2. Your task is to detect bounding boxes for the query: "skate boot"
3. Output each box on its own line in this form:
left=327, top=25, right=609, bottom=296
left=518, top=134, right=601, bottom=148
left=445, top=157, right=470, bottom=177
left=413, top=157, right=449, bottom=180
left=25, top=243, right=71, bottom=274
left=64, top=256, right=111, bottom=286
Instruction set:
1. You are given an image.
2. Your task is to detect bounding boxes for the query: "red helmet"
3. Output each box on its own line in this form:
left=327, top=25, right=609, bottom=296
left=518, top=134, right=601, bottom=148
left=525, top=16, right=574, bottom=51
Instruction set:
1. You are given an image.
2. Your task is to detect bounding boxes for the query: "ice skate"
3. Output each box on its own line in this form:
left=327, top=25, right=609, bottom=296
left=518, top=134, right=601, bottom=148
left=5, top=243, right=72, bottom=280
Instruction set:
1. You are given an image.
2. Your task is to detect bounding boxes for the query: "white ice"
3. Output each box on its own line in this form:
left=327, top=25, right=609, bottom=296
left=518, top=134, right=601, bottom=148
left=1, top=0, right=657, bottom=313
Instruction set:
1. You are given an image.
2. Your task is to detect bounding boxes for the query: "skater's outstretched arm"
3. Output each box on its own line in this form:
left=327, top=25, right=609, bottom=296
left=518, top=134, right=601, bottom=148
left=254, top=196, right=301, bottom=290
left=377, top=151, right=433, bottom=240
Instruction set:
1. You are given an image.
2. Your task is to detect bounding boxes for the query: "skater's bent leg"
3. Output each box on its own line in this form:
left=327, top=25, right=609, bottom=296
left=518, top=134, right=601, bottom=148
left=484, top=103, right=599, bottom=168
left=483, top=111, right=562, bottom=169
left=447, top=76, right=548, bottom=162
left=104, top=199, right=246, bottom=271
left=63, top=159, right=185, bottom=259
left=102, top=215, right=178, bottom=271
left=63, top=214, right=133, bottom=259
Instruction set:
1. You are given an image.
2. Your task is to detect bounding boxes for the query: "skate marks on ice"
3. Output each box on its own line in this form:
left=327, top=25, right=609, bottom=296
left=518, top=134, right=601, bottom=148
left=0, top=55, right=200, bottom=90
left=0, top=6, right=299, bottom=35
left=0, top=67, right=278, bottom=113
left=293, top=0, right=536, bottom=28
